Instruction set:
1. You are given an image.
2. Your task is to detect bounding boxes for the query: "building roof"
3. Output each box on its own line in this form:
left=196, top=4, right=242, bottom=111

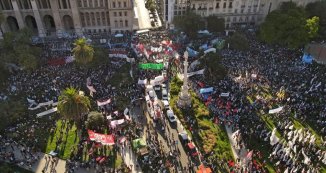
left=306, top=43, right=326, bottom=64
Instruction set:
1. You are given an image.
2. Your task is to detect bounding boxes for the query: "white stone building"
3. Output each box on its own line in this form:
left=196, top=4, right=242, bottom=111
left=0, top=0, right=134, bottom=37
left=163, top=0, right=320, bottom=29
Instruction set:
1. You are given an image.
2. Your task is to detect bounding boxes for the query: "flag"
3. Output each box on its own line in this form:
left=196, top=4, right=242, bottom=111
left=246, top=150, right=253, bottom=159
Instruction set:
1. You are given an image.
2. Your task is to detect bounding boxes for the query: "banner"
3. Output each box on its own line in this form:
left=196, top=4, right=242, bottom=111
left=87, top=85, right=97, bottom=93
left=37, top=107, right=57, bottom=118
left=88, top=130, right=115, bottom=145
left=200, top=87, right=214, bottom=94
left=139, top=63, right=163, bottom=70
left=204, top=48, right=216, bottom=54
left=270, top=128, right=279, bottom=146
left=110, top=119, right=125, bottom=128
left=220, top=92, right=230, bottom=97
left=187, top=69, right=205, bottom=77
left=138, top=79, right=147, bottom=85
left=268, top=106, right=283, bottom=114
left=97, top=98, right=111, bottom=106
left=29, top=100, right=54, bottom=110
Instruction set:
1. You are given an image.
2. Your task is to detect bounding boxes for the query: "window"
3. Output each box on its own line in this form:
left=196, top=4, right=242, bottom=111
left=91, top=12, right=95, bottom=26
left=233, top=17, right=236, bottom=22
left=124, top=1, right=127, bottom=7
left=80, top=12, right=85, bottom=26
left=215, top=3, right=219, bottom=8
left=118, top=2, right=121, bottom=8
left=100, top=0, right=104, bottom=7
left=96, top=12, right=100, bottom=25
left=223, top=2, right=226, bottom=8
left=229, top=2, right=232, bottom=8
left=106, top=12, right=110, bottom=26
left=113, top=2, right=116, bottom=8
left=234, top=9, right=238, bottom=13
left=89, top=0, right=93, bottom=8
left=86, top=12, right=90, bottom=26
left=120, top=20, right=123, bottom=27
left=83, top=0, right=87, bottom=7
left=77, top=0, right=82, bottom=7
left=119, top=12, right=122, bottom=16
left=105, top=0, right=108, bottom=7
left=125, top=20, right=128, bottom=27
left=62, top=0, right=68, bottom=9
left=102, top=12, right=106, bottom=25
left=94, top=0, right=98, bottom=7
left=114, top=12, right=117, bottom=16
left=124, top=11, right=127, bottom=16
left=114, top=20, right=118, bottom=27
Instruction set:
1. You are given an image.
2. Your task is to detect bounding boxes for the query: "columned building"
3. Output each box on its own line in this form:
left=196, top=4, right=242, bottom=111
left=163, top=0, right=320, bottom=29
left=0, top=0, right=134, bottom=37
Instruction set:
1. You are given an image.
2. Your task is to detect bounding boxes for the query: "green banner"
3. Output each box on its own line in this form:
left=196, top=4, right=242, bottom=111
left=139, top=63, right=163, bottom=70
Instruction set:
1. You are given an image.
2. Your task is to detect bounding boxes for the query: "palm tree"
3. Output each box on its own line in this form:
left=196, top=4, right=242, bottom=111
left=72, top=38, right=94, bottom=65
left=57, top=87, right=91, bottom=137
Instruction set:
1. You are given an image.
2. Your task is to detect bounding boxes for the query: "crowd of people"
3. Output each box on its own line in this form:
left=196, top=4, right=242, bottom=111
left=184, top=31, right=326, bottom=172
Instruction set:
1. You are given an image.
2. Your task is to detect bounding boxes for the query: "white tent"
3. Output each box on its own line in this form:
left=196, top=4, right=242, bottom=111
left=115, top=33, right=123, bottom=37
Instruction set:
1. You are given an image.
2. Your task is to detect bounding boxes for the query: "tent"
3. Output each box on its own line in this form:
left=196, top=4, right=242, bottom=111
left=115, top=33, right=123, bottom=37
left=302, top=53, right=313, bottom=64
left=132, top=138, right=147, bottom=149
left=186, top=47, right=199, bottom=57
left=198, top=30, right=210, bottom=34
left=200, top=87, right=214, bottom=94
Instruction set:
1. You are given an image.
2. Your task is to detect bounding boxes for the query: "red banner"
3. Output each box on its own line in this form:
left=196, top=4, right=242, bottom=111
left=88, top=130, right=115, bottom=145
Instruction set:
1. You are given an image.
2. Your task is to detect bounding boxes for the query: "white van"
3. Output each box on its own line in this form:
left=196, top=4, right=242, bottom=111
left=162, top=89, right=168, bottom=100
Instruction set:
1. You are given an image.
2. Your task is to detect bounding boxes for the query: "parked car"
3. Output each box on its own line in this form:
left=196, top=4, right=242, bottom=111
left=186, top=142, right=199, bottom=157
left=178, top=131, right=189, bottom=144
left=162, top=89, right=168, bottom=100
left=162, top=100, right=169, bottom=110
left=166, top=109, right=176, bottom=122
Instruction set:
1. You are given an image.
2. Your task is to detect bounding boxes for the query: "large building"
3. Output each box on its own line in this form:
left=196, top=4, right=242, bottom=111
left=164, top=0, right=320, bottom=29
left=0, top=0, right=134, bottom=37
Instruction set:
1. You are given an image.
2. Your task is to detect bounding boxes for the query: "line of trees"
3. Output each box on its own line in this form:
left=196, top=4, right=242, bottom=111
left=259, top=2, right=322, bottom=49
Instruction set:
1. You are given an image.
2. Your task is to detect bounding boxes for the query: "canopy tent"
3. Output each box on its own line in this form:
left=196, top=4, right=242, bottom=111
left=187, top=142, right=195, bottom=149
left=200, top=87, right=214, bottom=94
left=115, top=33, right=124, bottom=37
left=302, top=53, right=313, bottom=64
left=132, top=138, right=147, bottom=149
left=186, top=47, right=199, bottom=57
left=197, top=30, right=210, bottom=34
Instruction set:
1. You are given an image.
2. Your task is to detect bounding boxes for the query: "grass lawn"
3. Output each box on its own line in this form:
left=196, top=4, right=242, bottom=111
left=0, top=161, right=33, bottom=173
left=45, top=119, right=79, bottom=159
left=169, top=77, right=234, bottom=171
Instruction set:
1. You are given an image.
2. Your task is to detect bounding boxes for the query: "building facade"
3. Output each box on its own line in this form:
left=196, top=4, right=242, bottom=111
left=163, top=0, right=320, bottom=29
left=0, top=0, right=134, bottom=37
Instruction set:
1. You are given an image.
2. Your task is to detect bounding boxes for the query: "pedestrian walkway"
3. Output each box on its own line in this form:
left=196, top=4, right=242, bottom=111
left=225, top=125, right=248, bottom=166
left=121, top=145, right=142, bottom=173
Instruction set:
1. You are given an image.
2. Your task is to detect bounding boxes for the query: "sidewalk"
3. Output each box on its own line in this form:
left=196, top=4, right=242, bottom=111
left=225, top=125, right=248, bottom=165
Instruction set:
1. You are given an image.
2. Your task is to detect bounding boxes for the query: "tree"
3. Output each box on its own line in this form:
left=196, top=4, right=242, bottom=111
left=259, top=2, right=317, bottom=49
left=226, top=32, right=249, bottom=51
left=206, top=16, right=225, bottom=33
left=57, top=87, right=91, bottom=135
left=199, top=52, right=227, bottom=82
left=72, top=38, right=94, bottom=65
left=85, top=111, right=105, bottom=131
left=305, top=16, right=320, bottom=39
left=87, top=47, right=109, bottom=67
left=173, top=12, right=205, bottom=38
left=306, top=1, right=326, bottom=39
left=145, top=0, right=156, bottom=12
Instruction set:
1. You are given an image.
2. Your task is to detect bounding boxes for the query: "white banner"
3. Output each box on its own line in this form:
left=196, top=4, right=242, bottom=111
left=220, top=92, right=230, bottom=97
left=29, top=100, right=54, bottom=110
left=186, top=69, right=205, bottom=78
left=204, top=48, right=216, bottom=54
left=138, top=79, right=147, bottom=85
left=97, top=98, right=111, bottom=106
left=87, top=85, right=97, bottom=93
left=37, top=107, right=57, bottom=118
left=270, top=128, right=279, bottom=146
left=110, top=119, right=125, bottom=128
left=268, top=106, right=283, bottom=114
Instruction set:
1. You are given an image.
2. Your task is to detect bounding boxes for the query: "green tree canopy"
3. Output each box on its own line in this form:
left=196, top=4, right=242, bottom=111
left=57, top=87, right=91, bottom=130
left=173, top=12, right=205, bottom=38
left=85, top=111, right=105, bottom=131
left=226, top=32, right=249, bottom=51
left=259, top=2, right=319, bottom=49
left=72, top=38, right=94, bottom=65
left=0, top=28, right=41, bottom=72
left=306, top=1, right=326, bottom=39
left=87, top=47, right=109, bottom=67
left=198, top=52, right=227, bottom=82
left=145, top=0, right=156, bottom=12
left=206, top=16, right=225, bottom=33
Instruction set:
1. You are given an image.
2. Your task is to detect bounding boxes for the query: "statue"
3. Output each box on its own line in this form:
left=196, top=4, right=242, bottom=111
left=177, top=51, right=192, bottom=108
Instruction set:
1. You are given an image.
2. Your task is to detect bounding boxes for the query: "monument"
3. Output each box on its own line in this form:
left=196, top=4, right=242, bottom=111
left=177, top=51, right=192, bottom=108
